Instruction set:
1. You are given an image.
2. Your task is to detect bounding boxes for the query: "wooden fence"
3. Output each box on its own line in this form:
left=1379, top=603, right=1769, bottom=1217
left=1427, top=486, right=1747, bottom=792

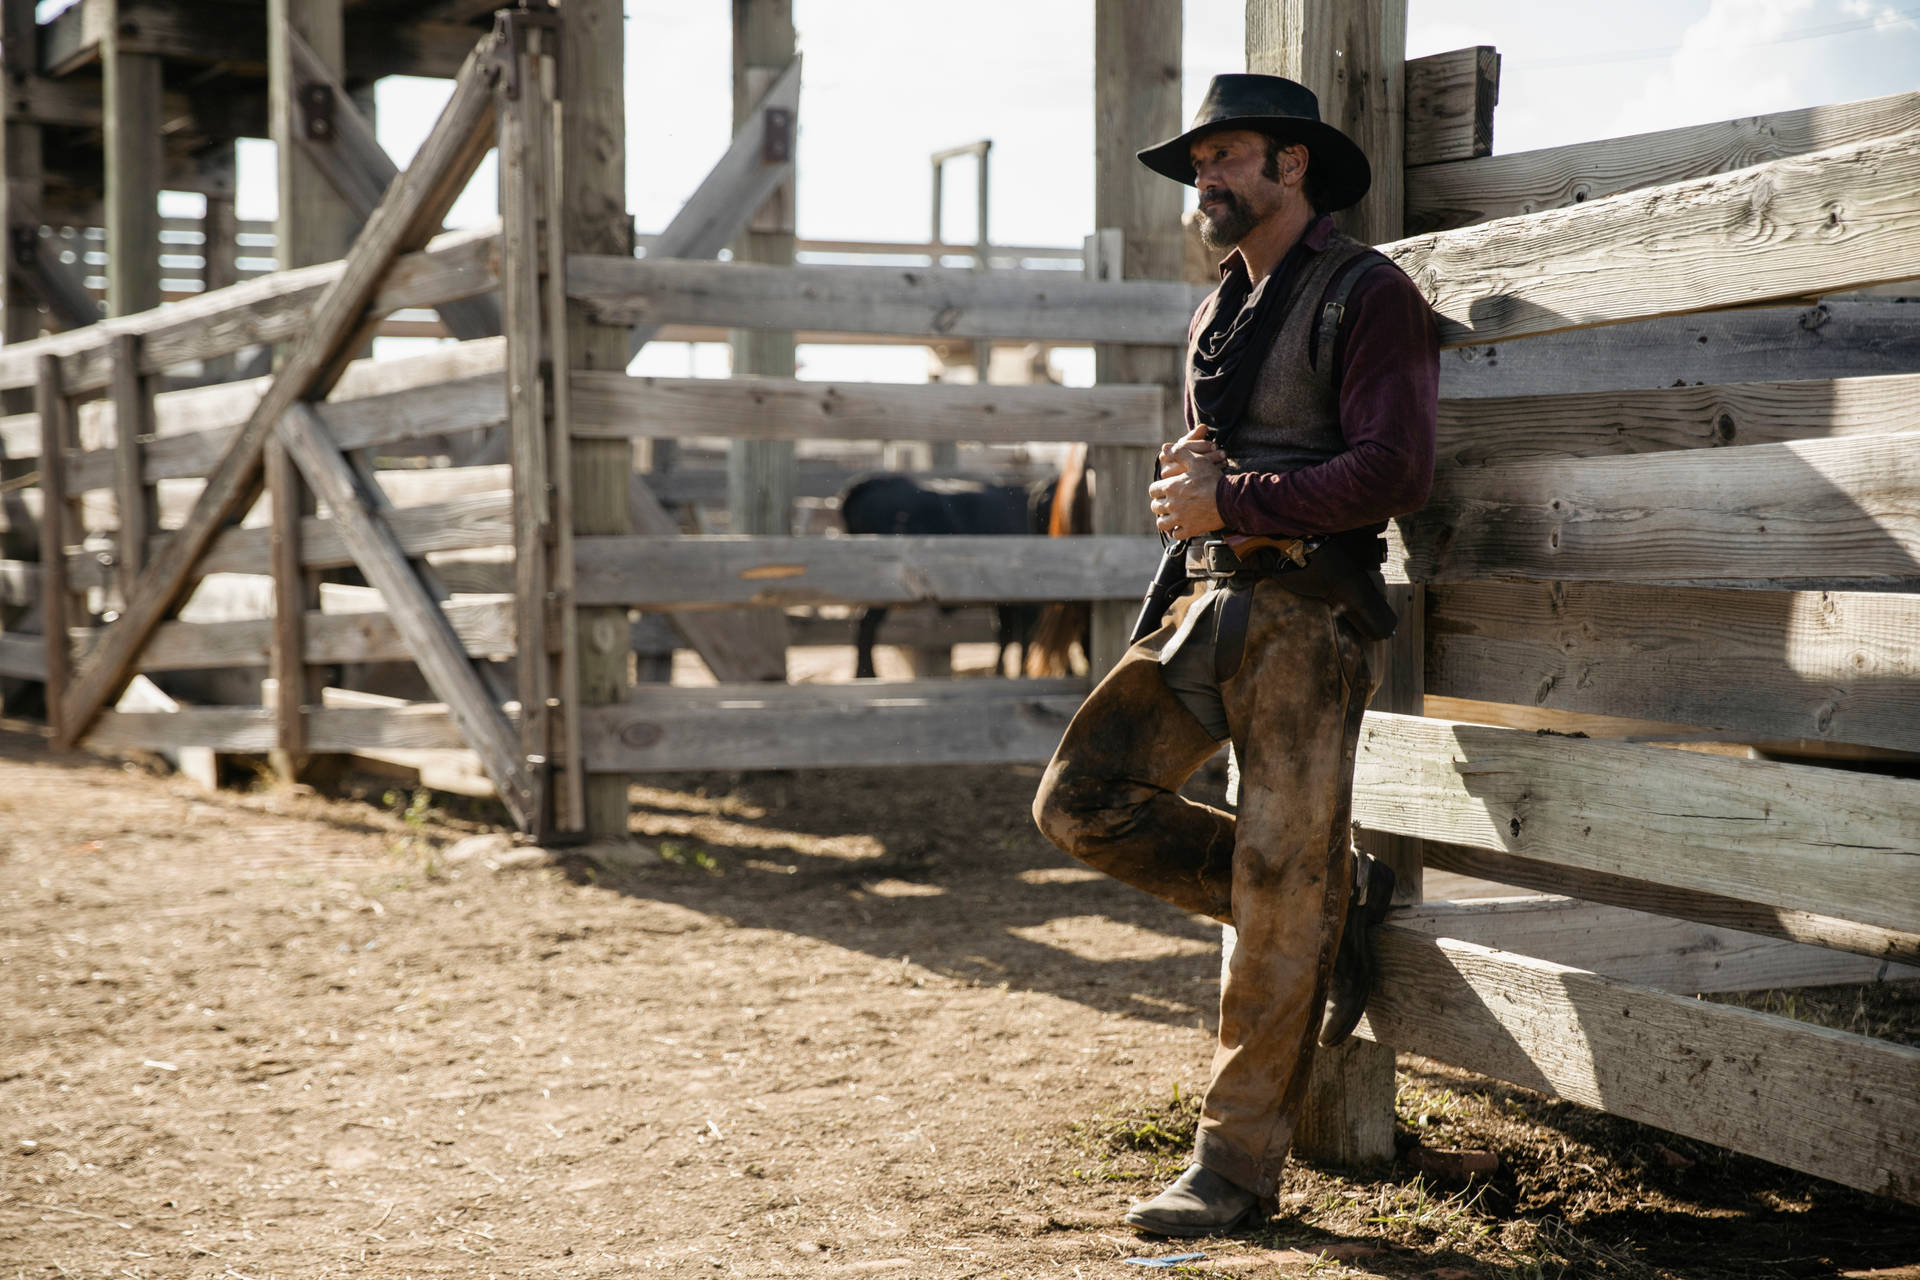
left=0, top=18, right=1915, bottom=1205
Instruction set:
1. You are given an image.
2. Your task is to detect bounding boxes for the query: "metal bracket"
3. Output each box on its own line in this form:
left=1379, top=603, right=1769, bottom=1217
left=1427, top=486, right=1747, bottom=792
left=762, top=106, right=793, bottom=165
left=299, top=82, right=334, bottom=142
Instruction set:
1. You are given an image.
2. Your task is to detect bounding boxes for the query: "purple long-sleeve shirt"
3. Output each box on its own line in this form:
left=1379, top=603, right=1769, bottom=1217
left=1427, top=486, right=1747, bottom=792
left=1192, top=218, right=1440, bottom=538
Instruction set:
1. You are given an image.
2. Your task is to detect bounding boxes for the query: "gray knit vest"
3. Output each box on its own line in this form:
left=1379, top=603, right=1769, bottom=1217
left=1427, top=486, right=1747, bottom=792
left=1188, top=228, right=1376, bottom=481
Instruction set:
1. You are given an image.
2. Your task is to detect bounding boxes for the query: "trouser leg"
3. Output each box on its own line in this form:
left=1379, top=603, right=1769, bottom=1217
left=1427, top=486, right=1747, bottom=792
left=1191, top=581, right=1375, bottom=1199
left=1031, top=592, right=1234, bottom=922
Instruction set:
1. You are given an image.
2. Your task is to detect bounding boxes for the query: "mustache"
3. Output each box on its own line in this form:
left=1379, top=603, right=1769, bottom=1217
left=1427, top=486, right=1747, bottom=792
left=1198, top=185, right=1243, bottom=209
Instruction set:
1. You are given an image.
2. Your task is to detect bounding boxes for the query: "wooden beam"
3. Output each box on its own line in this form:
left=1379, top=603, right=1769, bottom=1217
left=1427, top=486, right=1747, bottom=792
left=274, top=401, right=536, bottom=824
left=1359, top=930, right=1920, bottom=1204
left=1402, top=46, right=1498, bottom=169
left=1396, top=432, right=1920, bottom=589
left=1422, top=842, right=1920, bottom=966
left=1392, top=125, right=1920, bottom=348
left=572, top=533, right=1160, bottom=610
left=1407, top=88, right=1920, bottom=234
left=87, top=703, right=502, bottom=754
left=1438, top=301, right=1920, bottom=400
left=34, top=356, right=71, bottom=734
left=1351, top=712, right=1920, bottom=936
left=1428, top=583, right=1920, bottom=755
left=45, top=0, right=270, bottom=77
left=286, top=25, right=502, bottom=341
left=1391, top=898, right=1920, bottom=994
left=580, top=678, right=1088, bottom=772
left=1438, top=371, right=1920, bottom=466
left=106, top=333, right=154, bottom=604
left=568, top=255, right=1207, bottom=346
left=55, top=32, right=503, bottom=748
left=569, top=371, right=1163, bottom=446
left=0, top=222, right=501, bottom=396
left=102, top=21, right=162, bottom=317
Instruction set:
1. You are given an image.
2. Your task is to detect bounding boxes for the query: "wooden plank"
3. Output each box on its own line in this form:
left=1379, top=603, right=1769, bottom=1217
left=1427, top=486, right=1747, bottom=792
left=1392, top=898, right=1920, bottom=994
left=1422, top=841, right=1920, bottom=966
left=1351, top=712, right=1920, bottom=935
left=572, top=533, right=1161, bottom=609
left=1403, top=46, right=1498, bottom=169
left=0, top=631, right=42, bottom=679
left=1438, top=371, right=1920, bottom=467
left=569, top=254, right=1206, bottom=346
left=34, top=356, right=70, bottom=732
left=56, top=38, right=505, bottom=749
left=0, top=223, right=501, bottom=397
left=1359, top=930, right=1920, bottom=1204
left=266, top=437, right=312, bottom=761
left=1396, top=433, right=1920, bottom=589
left=85, top=703, right=494, bottom=754
left=1391, top=125, right=1920, bottom=348
left=1427, top=583, right=1920, bottom=754
left=275, top=401, right=536, bottom=824
left=1407, top=88, right=1920, bottom=235
left=69, top=596, right=516, bottom=672
left=107, top=334, right=152, bottom=602
left=1438, top=301, right=1920, bottom=400
left=286, top=25, right=501, bottom=341
left=569, top=371, right=1164, bottom=446
left=102, top=25, right=162, bottom=317
left=580, top=678, right=1088, bottom=772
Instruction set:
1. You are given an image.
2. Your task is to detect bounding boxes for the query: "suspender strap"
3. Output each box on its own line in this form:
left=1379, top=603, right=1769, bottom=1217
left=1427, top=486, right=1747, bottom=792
left=1309, top=248, right=1392, bottom=387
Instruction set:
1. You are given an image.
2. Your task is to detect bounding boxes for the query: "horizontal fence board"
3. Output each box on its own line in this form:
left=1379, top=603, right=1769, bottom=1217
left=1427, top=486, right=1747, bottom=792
left=568, top=255, right=1205, bottom=345
left=580, top=678, right=1088, bottom=772
left=572, top=534, right=1161, bottom=609
left=1395, top=433, right=1920, bottom=588
left=1352, top=712, right=1920, bottom=934
left=1427, top=583, right=1920, bottom=753
left=1438, top=302, right=1920, bottom=399
left=1407, top=89, right=1920, bottom=234
left=1391, top=126, right=1920, bottom=347
left=1362, top=931, right=1920, bottom=1204
left=0, top=633, right=46, bottom=680
left=0, top=224, right=501, bottom=395
left=69, top=597, right=519, bottom=672
left=569, top=372, right=1166, bottom=446
left=83, top=705, right=485, bottom=754
left=1393, top=899, right=1919, bottom=994
left=1424, top=842, right=1920, bottom=965
left=1438, top=372, right=1920, bottom=467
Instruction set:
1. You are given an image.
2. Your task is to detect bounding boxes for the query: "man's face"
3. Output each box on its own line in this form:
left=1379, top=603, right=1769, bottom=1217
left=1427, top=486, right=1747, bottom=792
left=1189, top=129, right=1306, bottom=251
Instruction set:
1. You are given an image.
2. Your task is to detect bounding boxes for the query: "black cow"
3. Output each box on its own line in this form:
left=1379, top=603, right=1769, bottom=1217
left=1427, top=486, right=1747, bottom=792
left=838, top=472, right=1055, bottom=679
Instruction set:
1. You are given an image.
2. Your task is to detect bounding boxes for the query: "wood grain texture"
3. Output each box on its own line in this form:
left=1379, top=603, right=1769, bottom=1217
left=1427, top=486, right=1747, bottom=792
left=1438, top=301, right=1920, bottom=399
left=580, top=678, right=1087, bottom=772
left=1389, top=126, right=1920, bottom=347
left=70, top=596, right=517, bottom=672
left=85, top=704, right=497, bottom=754
left=568, top=254, right=1206, bottom=345
left=1437, top=372, right=1920, bottom=468
left=571, top=533, right=1161, bottom=609
left=569, top=371, right=1163, bottom=446
left=1360, top=931, right=1920, bottom=1203
left=0, top=224, right=500, bottom=396
left=1351, top=712, right=1920, bottom=934
left=1407, top=89, right=1920, bottom=234
left=1426, top=583, right=1920, bottom=752
left=1403, top=46, right=1498, bottom=168
left=1423, top=841, right=1920, bottom=965
left=1393, top=898, right=1919, bottom=994
left=1394, top=433, right=1920, bottom=588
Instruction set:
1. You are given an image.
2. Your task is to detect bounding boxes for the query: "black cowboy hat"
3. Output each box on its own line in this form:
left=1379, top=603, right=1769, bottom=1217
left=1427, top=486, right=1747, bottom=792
left=1136, top=73, right=1371, bottom=212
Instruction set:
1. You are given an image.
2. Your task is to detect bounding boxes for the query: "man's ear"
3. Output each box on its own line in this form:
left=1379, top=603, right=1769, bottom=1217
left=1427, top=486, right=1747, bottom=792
left=1284, top=145, right=1310, bottom=188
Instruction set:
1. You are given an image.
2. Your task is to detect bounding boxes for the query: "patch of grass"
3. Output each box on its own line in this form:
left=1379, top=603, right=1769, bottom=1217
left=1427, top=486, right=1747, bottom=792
left=1069, top=1083, right=1202, bottom=1183
left=657, top=840, right=722, bottom=874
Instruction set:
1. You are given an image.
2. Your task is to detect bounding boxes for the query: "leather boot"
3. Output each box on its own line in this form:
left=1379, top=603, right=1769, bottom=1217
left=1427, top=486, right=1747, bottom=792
left=1122, top=1164, right=1260, bottom=1236
left=1319, top=853, right=1396, bottom=1047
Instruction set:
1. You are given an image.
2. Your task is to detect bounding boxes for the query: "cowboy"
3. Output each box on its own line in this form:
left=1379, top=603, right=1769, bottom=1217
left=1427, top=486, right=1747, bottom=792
left=1031, top=73, right=1438, bottom=1236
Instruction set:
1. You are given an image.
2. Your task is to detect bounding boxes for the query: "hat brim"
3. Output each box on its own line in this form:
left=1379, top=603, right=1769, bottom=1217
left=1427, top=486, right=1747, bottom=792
left=1136, top=116, right=1372, bottom=212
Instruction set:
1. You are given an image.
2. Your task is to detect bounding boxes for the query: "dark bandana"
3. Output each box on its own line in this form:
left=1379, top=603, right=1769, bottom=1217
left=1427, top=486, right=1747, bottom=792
left=1188, top=216, right=1328, bottom=445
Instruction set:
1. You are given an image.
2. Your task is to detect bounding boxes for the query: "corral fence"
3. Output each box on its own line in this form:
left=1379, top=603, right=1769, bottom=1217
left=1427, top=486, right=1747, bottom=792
left=0, top=13, right=1914, bottom=1206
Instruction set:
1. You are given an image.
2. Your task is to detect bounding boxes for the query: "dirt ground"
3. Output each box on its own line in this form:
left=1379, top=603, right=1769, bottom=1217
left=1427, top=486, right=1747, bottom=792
left=3, top=724, right=1917, bottom=1279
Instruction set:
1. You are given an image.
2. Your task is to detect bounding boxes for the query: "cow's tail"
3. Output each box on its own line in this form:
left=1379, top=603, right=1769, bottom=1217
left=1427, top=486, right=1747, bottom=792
left=1024, top=444, right=1092, bottom=677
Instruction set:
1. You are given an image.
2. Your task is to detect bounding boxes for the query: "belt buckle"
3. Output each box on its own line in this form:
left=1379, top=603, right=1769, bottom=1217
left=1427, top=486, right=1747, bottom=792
left=1201, top=540, right=1240, bottom=578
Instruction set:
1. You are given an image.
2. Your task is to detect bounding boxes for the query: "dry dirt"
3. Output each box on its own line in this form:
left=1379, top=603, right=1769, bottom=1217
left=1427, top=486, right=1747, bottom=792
left=2, top=725, right=1916, bottom=1279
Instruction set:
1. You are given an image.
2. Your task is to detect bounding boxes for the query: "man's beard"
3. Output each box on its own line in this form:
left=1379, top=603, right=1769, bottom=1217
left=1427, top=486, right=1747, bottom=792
left=1198, top=187, right=1258, bottom=251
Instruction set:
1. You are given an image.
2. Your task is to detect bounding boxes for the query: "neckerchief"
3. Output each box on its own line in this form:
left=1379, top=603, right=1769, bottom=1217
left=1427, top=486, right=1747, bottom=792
left=1188, top=216, right=1328, bottom=446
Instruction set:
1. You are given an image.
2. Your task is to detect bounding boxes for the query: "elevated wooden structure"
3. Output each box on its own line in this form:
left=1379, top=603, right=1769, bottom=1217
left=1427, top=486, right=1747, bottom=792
left=0, top=0, right=1914, bottom=1210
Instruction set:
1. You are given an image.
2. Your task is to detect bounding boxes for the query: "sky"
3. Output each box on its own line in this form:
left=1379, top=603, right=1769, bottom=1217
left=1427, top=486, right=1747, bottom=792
left=223, top=0, right=1920, bottom=381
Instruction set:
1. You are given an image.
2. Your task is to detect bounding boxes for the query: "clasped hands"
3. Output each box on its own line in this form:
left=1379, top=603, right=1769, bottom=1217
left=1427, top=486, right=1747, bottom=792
left=1149, top=424, right=1226, bottom=540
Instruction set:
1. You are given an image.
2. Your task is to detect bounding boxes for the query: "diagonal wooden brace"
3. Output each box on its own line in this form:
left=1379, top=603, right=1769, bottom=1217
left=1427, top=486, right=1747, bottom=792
left=275, top=402, right=538, bottom=828
left=54, top=29, right=505, bottom=751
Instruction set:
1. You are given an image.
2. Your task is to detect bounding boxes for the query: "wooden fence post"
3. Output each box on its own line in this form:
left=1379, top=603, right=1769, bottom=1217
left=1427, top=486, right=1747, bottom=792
left=1089, top=0, right=1182, bottom=679
left=1247, top=0, right=1414, bottom=1167
left=34, top=354, right=70, bottom=738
